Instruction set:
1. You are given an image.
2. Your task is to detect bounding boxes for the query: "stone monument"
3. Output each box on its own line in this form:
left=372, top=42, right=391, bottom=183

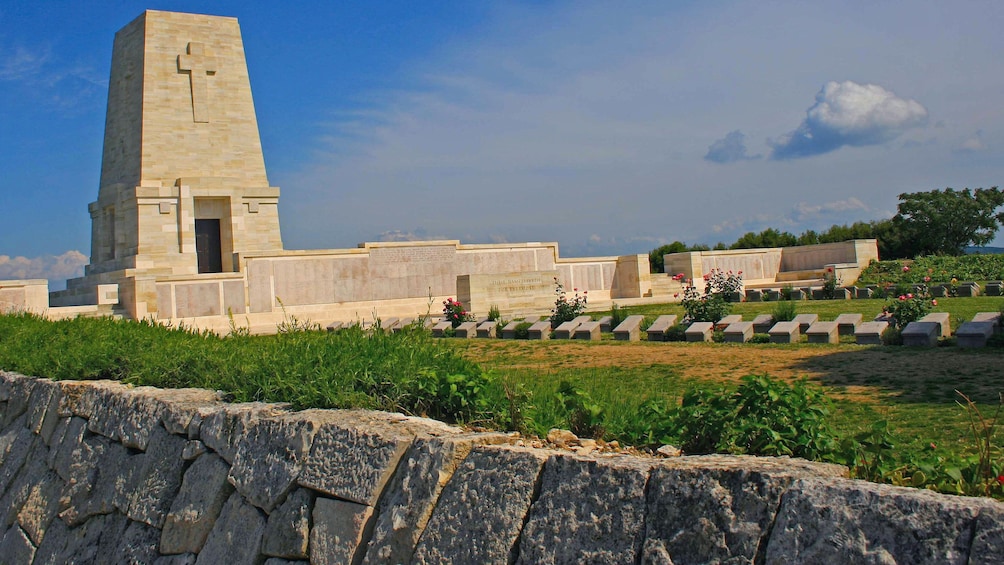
left=52, top=10, right=282, bottom=316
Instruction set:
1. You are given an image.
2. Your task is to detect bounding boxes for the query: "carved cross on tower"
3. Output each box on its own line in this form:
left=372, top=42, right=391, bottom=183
left=177, top=42, right=216, bottom=123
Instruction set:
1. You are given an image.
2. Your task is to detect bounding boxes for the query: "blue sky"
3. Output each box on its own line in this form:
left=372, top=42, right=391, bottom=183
left=2, top=1, right=1003, bottom=287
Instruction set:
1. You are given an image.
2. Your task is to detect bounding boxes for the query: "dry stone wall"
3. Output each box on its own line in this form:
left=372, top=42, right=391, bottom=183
left=0, top=370, right=1001, bottom=564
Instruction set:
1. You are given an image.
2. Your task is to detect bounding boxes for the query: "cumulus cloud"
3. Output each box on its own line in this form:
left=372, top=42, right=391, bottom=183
left=704, top=130, right=762, bottom=163
left=0, top=251, right=87, bottom=289
left=769, top=81, right=928, bottom=160
left=956, top=130, right=987, bottom=153
left=791, top=197, right=868, bottom=221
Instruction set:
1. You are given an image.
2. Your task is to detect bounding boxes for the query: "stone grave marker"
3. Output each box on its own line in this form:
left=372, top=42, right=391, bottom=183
left=855, top=321, right=888, bottom=345
left=985, top=281, right=1002, bottom=296
left=596, top=316, right=614, bottom=333
left=956, top=321, right=995, bottom=348
left=806, top=321, right=839, bottom=344
left=972, top=312, right=1002, bottom=333
left=715, top=314, right=742, bottom=330
left=554, top=316, right=592, bottom=339
left=766, top=289, right=783, bottom=301
left=792, top=314, right=818, bottom=334
left=834, top=313, right=862, bottom=336
left=918, top=312, right=951, bottom=339
left=855, top=287, right=874, bottom=299
left=685, top=322, right=714, bottom=342
left=768, top=321, right=800, bottom=344
left=957, top=282, right=980, bottom=297
left=752, top=314, right=774, bottom=334
left=723, top=321, right=754, bottom=343
left=573, top=321, right=602, bottom=341
left=789, top=289, right=807, bottom=300
left=326, top=321, right=343, bottom=332
left=432, top=320, right=453, bottom=337
left=613, top=315, right=645, bottom=341
left=476, top=320, right=498, bottom=338
left=745, top=289, right=763, bottom=302
left=902, top=322, right=940, bottom=346
left=929, top=285, right=947, bottom=298
left=454, top=321, right=478, bottom=338
left=392, top=318, right=413, bottom=332
left=528, top=320, right=552, bottom=340
left=646, top=315, right=678, bottom=342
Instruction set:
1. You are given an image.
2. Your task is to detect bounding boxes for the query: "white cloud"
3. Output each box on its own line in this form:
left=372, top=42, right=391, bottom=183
left=792, top=197, right=869, bottom=221
left=704, top=130, right=762, bottom=164
left=0, top=251, right=87, bottom=289
left=957, top=130, right=987, bottom=153
left=0, top=45, right=50, bottom=81
left=769, top=81, right=928, bottom=159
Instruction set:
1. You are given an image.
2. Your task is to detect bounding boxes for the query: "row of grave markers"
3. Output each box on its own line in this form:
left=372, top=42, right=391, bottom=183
left=742, top=280, right=1001, bottom=301
left=325, top=310, right=1003, bottom=348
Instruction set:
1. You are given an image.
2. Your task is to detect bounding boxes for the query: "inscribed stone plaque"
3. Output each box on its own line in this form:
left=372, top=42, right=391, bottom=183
left=457, top=271, right=557, bottom=316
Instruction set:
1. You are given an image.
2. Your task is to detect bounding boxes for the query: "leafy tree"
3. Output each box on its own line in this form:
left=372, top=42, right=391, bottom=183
left=648, top=241, right=689, bottom=273
left=892, top=187, right=1004, bottom=256
left=730, top=228, right=797, bottom=249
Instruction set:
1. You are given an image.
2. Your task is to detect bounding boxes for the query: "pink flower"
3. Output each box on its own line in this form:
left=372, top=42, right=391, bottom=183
left=902, top=266, right=910, bottom=272
left=907, top=293, right=913, bottom=299
left=703, top=274, right=710, bottom=280
left=997, top=475, right=1004, bottom=485
left=932, top=299, right=937, bottom=306
left=583, top=290, right=588, bottom=294
left=899, top=295, right=907, bottom=301
left=573, top=288, right=578, bottom=292
left=827, top=267, right=833, bottom=272
left=924, top=276, right=931, bottom=282
left=738, top=270, right=743, bottom=275
left=673, top=293, right=679, bottom=298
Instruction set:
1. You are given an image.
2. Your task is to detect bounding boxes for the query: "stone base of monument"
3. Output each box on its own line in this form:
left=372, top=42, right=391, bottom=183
left=723, top=322, right=754, bottom=343
left=806, top=322, right=839, bottom=344
left=768, top=321, right=800, bottom=344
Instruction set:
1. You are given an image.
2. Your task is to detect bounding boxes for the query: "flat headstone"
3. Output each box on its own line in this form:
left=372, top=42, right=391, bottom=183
left=957, top=321, right=995, bottom=348
left=431, top=320, right=452, bottom=337
left=855, top=321, right=888, bottom=345
left=613, top=315, right=645, bottom=341
left=985, top=281, right=1002, bottom=296
left=325, top=321, right=343, bottom=332
left=453, top=321, right=478, bottom=338
left=595, top=315, right=614, bottom=333
left=918, top=312, right=951, bottom=338
left=501, top=319, right=528, bottom=339
left=832, top=287, right=852, bottom=299
left=902, top=321, right=940, bottom=346
left=476, top=320, right=497, bottom=338
left=929, top=285, right=947, bottom=297
left=766, top=289, right=783, bottom=301
left=379, top=317, right=400, bottom=331
left=725, top=291, right=743, bottom=303
left=685, top=321, right=714, bottom=343
left=554, top=316, right=591, bottom=339
left=745, top=289, right=763, bottom=302
left=834, top=313, right=863, bottom=336
left=768, top=321, right=800, bottom=344
left=810, top=289, right=826, bottom=300
left=957, top=282, right=980, bottom=297
left=723, top=322, right=754, bottom=343
left=528, top=320, right=552, bottom=340
left=806, top=321, right=839, bottom=344
left=752, top=314, right=774, bottom=334
left=855, top=287, right=874, bottom=299
left=573, top=321, right=602, bottom=341
left=392, top=318, right=413, bottom=332
left=789, top=289, right=807, bottom=300
left=972, top=312, right=1002, bottom=332
left=715, top=314, right=742, bottom=330
left=646, top=315, right=678, bottom=342
left=792, top=314, right=818, bottom=334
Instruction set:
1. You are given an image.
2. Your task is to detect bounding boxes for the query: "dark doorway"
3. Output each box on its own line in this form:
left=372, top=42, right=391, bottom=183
left=195, top=218, right=223, bottom=273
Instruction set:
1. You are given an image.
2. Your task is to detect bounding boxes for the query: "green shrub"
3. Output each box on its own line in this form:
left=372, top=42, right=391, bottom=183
left=442, top=298, right=474, bottom=328
left=771, top=301, right=796, bottom=322
left=749, top=333, right=771, bottom=344
left=882, top=326, right=903, bottom=346
left=556, top=381, right=605, bottom=438
left=513, top=321, right=532, bottom=339
left=664, top=324, right=687, bottom=342
left=550, top=279, right=587, bottom=326
left=487, top=304, right=501, bottom=322
left=673, top=375, right=839, bottom=459
left=883, top=286, right=936, bottom=329
left=610, top=303, right=627, bottom=327
left=681, top=270, right=743, bottom=323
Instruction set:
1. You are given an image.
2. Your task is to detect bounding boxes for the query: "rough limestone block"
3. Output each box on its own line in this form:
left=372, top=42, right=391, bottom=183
left=918, top=312, right=951, bottom=338
left=162, top=452, right=234, bottom=555
left=298, top=410, right=422, bottom=506
left=16, top=468, right=63, bottom=546
left=957, top=282, right=980, bottom=297
left=768, top=321, right=800, bottom=344
left=765, top=477, right=986, bottom=564
left=956, top=321, right=995, bottom=348
left=160, top=398, right=220, bottom=439
left=310, top=497, right=375, bottom=565
left=806, top=321, right=839, bottom=344
left=855, top=321, right=888, bottom=345
left=855, top=287, right=874, bottom=299
left=528, top=320, right=552, bottom=340
left=361, top=434, right=510, bottom=565
left=596, top=315, right=614, bottom=333
left=49, top=416, right=87, bottom=482
left=58, top=434, right=133, bottom=525
left=685, top=321, right=714, bottom=343
left=475, top=320, right=497, bottom=338
left=0, top=415, right=34, bottom=496
left=195, top=492, right=266, bottom=565
left=262, top=488, right=313, bottom=559
left=0, top=444, right=50, bottom=531
left=431, top=320, right=452, bottom=337
left=517, top=454, right=654, bottom=564
left=26, top=379, right=61, bottom=445
left=114, top=520, right=162, bottom=565
left=412, top=446, right=548, bottom=565
left=33, top=510, right=129, bottom=565
left=751, top=314, right=774, bottom=334
left=792, top=313, right=818, bottom=334
left=902, top=321, right=940, bottom=347
left=715, top=314, right=742, bottom=330
left=834, top=313, right=862, bottom=335
left=229, top=413, right=321, bottom=513
left=85, top=383, right=190, bottom=449
left=200, top=403, right=287, bottom=465
left=0, top=525, right=35, bottom=564
left=745, top=289, right=763, bottom=302
left=2, top=376, right=36, bottom=427
left=453, top=321, right=478, bottom=338
left=613, top=315, right=645, bottom=341
left=646, top=315, right=678, bottom=342
left=985, top=281, right=1003, bottom=296
left=644, top=455, right=846, bottom=565
left=573, top=321, right=602, bottom=341
left=124, top=425, right=188, bottom=527
left=723, top=321, right=754, bottom=343
left=970, top=503, right=1004, bottom=563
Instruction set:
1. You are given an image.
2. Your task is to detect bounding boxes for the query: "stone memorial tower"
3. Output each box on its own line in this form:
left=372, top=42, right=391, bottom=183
left=55, top=10, right=282, bottom=316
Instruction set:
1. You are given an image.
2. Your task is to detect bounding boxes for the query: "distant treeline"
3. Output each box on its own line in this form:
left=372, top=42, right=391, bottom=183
left=650, top=187, right=1004, bottom=273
